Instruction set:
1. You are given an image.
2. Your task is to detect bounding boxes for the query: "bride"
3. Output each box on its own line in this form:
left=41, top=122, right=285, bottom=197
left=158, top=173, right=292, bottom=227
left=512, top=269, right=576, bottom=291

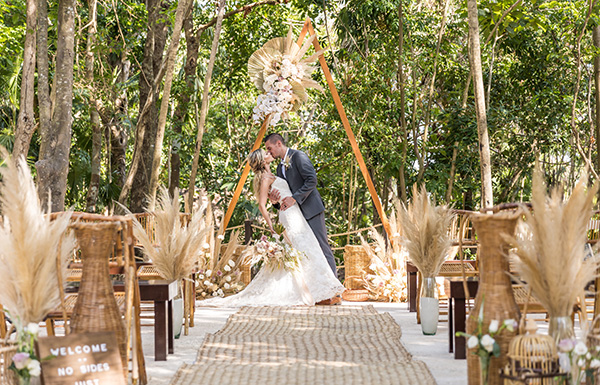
left=199, top=149, right=344, bottom=307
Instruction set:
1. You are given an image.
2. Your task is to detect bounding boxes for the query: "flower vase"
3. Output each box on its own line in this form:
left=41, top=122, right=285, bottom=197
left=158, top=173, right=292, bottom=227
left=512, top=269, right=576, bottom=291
left=420, top=276, right=439, bottom=335
left=69, top=222, right=127, bottom=376
left=479, top=357, right=489, bottom=385
left=173, top=297, right=184, bottom=339
left=549, top=316, right=575, bottom=345
left=466, top=212, right=521, bottom=385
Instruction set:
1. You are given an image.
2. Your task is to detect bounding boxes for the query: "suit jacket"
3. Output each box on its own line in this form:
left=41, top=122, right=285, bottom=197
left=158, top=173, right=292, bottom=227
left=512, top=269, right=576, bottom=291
left=276, top=148, right=325, bottom=221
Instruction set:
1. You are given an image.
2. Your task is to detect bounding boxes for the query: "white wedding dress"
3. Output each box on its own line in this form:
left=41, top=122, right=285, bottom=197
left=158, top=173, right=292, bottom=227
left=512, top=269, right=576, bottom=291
left=199, top=177, right=344, bottom=307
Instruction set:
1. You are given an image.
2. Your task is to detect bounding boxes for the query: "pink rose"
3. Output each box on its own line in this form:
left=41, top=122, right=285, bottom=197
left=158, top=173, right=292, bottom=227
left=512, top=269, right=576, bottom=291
left=12, top=352, right=31, bottom=370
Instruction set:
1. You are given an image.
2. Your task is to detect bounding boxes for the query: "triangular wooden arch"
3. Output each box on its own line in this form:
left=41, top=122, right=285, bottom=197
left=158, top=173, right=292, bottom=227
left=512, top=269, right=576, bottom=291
left=219, top=18, right=391, bottom=239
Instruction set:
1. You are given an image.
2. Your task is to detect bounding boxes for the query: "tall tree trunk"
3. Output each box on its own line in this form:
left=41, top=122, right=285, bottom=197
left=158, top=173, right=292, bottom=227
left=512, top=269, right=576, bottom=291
left=397, top=0, right=408, bottom=206
left=466, top=0, right=493, bottom=209
left=110, top=56, right=130, bottom=189
left=594, top=26, right=600, bottom=175
left=36, top=0, right=75, bottom=212
left=187, top=0, right=227, bottom=210
left=84, top=0, right=101, bottom=212
left=446, top=142, right=459, bottom=203
left=12, top=0, right=37, bottom=158
left=36, top=0, right=50, bottom=137
left=147, top=0, right=193, bottom=208
left=127, top=0, right=167, bottom=212
left=168, top=9, right=199, bottom=198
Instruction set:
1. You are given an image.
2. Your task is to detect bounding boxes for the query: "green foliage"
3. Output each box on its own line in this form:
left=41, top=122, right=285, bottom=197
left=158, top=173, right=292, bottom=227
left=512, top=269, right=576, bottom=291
left=0, top=0, right=598, bottom=254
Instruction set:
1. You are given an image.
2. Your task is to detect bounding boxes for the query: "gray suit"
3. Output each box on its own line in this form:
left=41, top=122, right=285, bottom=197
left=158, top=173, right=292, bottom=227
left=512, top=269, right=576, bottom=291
left=276, top=149, right=337, bottom=276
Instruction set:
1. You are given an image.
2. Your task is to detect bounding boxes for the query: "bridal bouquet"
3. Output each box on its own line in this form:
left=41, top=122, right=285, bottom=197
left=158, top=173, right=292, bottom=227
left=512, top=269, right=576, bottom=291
left=249, top=235, right=303, bottom=272
left=248, top=27, right=324, bottom=126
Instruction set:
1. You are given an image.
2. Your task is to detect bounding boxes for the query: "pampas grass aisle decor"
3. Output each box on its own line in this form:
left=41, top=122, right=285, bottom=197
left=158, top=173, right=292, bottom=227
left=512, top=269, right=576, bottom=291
left=360, top=199, right=407, bottom=302
left=399, top=185, right=454, bottom=335
left=507, top=166, right=600, bottom=343
left=131, top=187, right=211, bottom=285
left=0, top=150, right=75, bottom=327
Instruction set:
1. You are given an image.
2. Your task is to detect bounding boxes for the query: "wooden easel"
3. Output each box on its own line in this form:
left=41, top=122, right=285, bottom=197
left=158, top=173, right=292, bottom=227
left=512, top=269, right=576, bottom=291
left=219, top=18, right=391, bottom=239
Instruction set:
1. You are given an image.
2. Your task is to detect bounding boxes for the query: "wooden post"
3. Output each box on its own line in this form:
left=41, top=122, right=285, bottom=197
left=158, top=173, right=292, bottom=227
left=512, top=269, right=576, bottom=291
left=218, top=115, right=271, bottom=234
left=244, top=219, right=253, bottom=244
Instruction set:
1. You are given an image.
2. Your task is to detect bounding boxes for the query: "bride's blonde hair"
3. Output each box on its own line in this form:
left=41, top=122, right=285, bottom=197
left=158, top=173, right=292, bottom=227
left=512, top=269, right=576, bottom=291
left=248, top=149, right=267, bottom=197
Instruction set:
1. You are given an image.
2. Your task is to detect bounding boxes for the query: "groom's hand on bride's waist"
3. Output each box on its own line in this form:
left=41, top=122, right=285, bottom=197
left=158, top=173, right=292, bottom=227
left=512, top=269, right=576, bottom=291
left=280, top=197, right=296, bottom=211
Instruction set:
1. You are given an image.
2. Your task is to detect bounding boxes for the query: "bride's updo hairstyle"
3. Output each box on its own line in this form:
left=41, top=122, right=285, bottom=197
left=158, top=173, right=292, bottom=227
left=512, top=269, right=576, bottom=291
left=248, top=149, right=267, bottom=196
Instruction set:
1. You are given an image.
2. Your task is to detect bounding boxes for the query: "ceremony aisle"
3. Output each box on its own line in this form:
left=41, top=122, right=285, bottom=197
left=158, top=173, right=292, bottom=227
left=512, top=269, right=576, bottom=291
left=143, top=302, right=466, bottom=385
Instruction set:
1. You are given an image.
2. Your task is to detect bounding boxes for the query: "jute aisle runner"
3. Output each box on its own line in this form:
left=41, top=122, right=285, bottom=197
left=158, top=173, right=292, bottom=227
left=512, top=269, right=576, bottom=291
left=170, top=305, right=437, bottom=385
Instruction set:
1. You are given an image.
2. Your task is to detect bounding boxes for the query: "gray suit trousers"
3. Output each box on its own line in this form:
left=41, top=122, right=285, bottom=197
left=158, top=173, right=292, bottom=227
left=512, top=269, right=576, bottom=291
left=307, top=212, right=337, bottom=277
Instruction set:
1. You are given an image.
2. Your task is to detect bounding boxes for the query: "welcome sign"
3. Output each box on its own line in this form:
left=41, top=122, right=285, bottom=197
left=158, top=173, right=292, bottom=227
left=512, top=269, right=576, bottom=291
left=37, top=331, right=126, bottom=385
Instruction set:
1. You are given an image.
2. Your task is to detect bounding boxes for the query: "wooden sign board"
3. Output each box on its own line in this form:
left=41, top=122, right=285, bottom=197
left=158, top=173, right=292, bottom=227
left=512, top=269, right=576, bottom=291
left=37, top=331, right=126, bottom=385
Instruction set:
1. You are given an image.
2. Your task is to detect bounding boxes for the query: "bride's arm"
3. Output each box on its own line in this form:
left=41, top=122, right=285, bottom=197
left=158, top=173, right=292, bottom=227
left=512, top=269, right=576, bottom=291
left=258, top=178, right=275, bottom=234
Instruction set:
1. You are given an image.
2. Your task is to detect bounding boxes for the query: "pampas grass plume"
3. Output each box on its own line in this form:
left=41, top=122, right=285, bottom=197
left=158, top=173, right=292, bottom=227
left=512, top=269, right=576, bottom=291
left=132, top=187, right=210, bottom=282
left=508, top=166, right=600, bottom=317
left=0, top=149, right=75, bottom=325
left=400, top=184, right=453, bottom=277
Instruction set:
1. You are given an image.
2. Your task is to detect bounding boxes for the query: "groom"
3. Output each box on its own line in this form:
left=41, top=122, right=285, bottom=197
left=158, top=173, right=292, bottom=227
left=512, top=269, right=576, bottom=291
left=264, top=133, right=340, bottom=304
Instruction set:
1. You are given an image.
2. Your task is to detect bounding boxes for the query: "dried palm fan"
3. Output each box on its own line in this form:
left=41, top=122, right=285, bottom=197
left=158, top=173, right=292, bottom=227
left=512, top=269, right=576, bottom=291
left=506, top=166, right=600, bottom=342
left=502, top=319, right=561, bottom=385
left=0, top=149, right=75, bottom=325
left=130, top=187, right=211, bottom=283
left=248, top=26, right=325, bottom=111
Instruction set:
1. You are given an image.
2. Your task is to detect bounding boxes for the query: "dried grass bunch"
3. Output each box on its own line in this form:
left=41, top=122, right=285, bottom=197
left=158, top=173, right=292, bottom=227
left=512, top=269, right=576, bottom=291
left=400, top=184, right=454, bottom=278
left=196, top=204, right=248, bottom=299
left=131, top=186, right=210, bottom=282
left=0, top=150, right=75, bottom=325
left=196, top=226, right=249, bottom=299
left=360, top=198, right=407, bottom=302
left=507, top=167, right=600, bottom=318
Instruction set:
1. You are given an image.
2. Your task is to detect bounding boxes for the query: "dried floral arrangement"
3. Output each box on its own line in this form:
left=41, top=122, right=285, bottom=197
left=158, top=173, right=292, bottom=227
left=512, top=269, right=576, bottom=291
left=506, top=166, right=600, bottom=321
left=130, top=187, right=210, bottom=284
left=196, top=203, right=249, bottom=299
left=360, top=199, right=407, bottom=302
left=399, top=185, right=454, bottom=278
left=0, top=150, right=75, bottom=325
left=248, top=27, right=324, bottom=126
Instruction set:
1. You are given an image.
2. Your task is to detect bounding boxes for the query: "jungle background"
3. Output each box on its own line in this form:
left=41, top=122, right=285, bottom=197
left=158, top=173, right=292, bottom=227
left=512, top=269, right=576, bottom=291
left=0, top=0, right=599, bottom=253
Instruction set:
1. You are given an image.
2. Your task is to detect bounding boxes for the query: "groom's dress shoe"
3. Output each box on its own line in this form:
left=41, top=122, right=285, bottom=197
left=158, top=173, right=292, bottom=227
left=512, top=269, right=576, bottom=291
left=316, top=296, right=342, bottom=306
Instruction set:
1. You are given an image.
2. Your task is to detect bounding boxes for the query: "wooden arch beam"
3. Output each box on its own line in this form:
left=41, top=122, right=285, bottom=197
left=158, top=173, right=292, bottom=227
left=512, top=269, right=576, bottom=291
left=220, top=18, right=391, bottom=239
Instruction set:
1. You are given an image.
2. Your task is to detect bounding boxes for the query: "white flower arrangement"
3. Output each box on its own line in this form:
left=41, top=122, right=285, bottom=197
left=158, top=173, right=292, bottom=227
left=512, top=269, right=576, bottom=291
left=248, top=29, right=325, bottom=127
left=7, top=316, right=46, bottom=381
left=456, top=300, right=516, bottom=385
left=558, top=337, right=600, bottom=384
left=249, top=235, right=303, bottom=271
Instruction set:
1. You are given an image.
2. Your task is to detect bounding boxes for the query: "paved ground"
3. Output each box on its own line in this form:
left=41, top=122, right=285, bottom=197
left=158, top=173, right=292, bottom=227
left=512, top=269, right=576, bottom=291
left=143, top=301, right=467, bottom=385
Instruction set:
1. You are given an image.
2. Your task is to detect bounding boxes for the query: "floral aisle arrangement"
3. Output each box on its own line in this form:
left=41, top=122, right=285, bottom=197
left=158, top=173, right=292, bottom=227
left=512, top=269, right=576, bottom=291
left=248, top=27, right=324, bottom=126
left=247, top=234, right=303, bottom=272
left=9, top=319, right=43, bottom=384
left=506, top=166, right=600, bottom=343
left=196, top=203, right=249, bottom=299
left=399, top=184, right=454, bottom=335
left=557, top=337, right=600, bottom=384
left=196, top=235, right=247, bottom=299
left=457, top=302, right=517, bottom=385
left=360, top=212, right=407, bottom=302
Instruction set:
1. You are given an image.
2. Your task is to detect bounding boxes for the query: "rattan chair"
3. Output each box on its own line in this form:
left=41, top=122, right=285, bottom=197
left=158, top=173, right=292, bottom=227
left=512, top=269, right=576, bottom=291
left=48, top=212, right=147, bottom=385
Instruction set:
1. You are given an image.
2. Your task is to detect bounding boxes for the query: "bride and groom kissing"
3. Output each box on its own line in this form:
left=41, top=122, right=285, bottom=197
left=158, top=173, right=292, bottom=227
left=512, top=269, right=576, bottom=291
left=200, top=133, right=344, bottom=307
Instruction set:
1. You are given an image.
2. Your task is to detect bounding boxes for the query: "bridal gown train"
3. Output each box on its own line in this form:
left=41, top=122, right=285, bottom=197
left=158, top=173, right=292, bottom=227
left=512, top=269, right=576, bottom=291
left=199, top=177, right=344, bottom=307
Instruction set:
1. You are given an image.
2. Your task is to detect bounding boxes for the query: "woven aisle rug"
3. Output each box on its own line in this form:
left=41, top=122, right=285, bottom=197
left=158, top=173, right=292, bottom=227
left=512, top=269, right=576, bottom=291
left=170, top=305, right=437, bottom=385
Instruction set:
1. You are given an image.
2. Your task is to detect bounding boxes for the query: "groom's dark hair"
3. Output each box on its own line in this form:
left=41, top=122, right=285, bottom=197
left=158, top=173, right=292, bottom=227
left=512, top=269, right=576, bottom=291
left=264, top=133, right=286, bottom=146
